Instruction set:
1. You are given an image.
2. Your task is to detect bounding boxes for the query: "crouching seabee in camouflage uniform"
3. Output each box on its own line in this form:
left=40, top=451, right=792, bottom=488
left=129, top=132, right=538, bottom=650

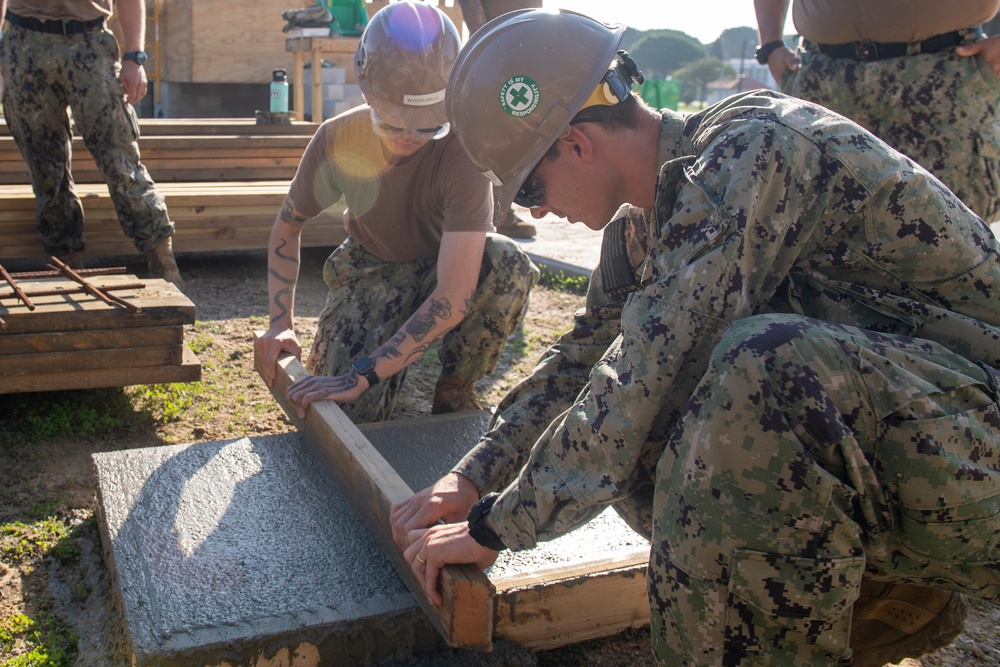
left=391, top=9, right=1000, bottom=666
left=255, top=1, right=539, bottom=423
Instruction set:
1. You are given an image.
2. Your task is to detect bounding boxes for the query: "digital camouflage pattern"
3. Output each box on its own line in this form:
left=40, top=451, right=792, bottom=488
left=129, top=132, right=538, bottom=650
left=452, top=204, right=650, bottom=497
left=306, top=233, right=539, bottom=423
left=0, top=25, right=173, bottom=255
left=480, top=91, right=1000, bottom=665
left=784, top=36, right=1000, bottom=222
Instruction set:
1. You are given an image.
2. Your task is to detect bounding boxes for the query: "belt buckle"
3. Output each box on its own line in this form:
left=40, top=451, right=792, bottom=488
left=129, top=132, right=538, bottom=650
left=855, top=40, right=878, bottom=61
left=60, top=19, right=74, bottom=37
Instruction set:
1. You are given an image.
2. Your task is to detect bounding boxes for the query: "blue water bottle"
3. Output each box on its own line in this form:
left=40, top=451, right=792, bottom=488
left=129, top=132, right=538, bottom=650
left=270, top=69, right=289, bottom=113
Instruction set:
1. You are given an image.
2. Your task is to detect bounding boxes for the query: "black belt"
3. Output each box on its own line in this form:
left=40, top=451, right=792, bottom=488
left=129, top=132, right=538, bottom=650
left=4, top=11, right=106, bottom=36
left=806, top=27, right=984, bottom=61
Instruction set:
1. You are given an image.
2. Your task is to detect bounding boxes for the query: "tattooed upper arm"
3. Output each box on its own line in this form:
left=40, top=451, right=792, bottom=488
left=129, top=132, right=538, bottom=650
left=279, top=199, right=310, bottom=226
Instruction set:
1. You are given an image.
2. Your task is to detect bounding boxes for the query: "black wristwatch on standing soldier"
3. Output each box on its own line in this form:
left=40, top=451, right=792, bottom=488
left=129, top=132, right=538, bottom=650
left=755, top=40, right=785, bottom=65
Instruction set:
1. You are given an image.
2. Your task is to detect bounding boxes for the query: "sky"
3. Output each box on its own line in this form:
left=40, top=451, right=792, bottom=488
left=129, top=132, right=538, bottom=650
left=542, top=0, right=773, bottom=43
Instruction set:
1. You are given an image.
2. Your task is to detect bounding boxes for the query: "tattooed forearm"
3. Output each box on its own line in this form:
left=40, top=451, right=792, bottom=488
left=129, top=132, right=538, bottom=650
left=268, top=267, right=295, bottom=285
left=273, top=238, right=299, bottom=266
left=406, top=297, right=452, bottom=342
left=278, top=200, right=309, bottom=226
left=374, top=339, right=404, bottom=362
left=404, top=343, right=432, bottom=365
left=270, top=288, right=292, bottom=325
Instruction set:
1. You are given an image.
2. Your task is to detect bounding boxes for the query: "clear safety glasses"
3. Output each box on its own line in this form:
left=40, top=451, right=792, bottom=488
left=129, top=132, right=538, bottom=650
left=369, top=108, right=450, bottom=140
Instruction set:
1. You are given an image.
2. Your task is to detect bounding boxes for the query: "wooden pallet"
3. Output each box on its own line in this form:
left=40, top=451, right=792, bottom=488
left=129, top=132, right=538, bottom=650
left=0, top=273, right=200, bottom=393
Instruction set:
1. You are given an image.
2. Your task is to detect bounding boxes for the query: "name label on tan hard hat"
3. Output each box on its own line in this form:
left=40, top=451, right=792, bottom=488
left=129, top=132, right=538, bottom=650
left=404, top=89, right=446, bottom=106
left=500, top=76, right=540, bottom=118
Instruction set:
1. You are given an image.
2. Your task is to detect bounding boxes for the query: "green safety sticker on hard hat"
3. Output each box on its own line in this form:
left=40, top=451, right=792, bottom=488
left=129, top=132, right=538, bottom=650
left=500, top=76, right=540, bottom=118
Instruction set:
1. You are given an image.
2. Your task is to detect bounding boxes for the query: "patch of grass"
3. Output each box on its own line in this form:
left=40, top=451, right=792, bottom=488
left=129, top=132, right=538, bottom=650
left=127, top=382, right=199, bottom=423
left=0, top=518, right=70, bottom=563
left=0, top=389, right=149, bottom=446
left=538, top=268, right=589, bottom=295
left=0, top=612, right=77, bottom=667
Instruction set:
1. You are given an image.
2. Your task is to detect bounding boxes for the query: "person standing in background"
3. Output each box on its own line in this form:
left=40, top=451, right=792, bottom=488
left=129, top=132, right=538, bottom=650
left=755, top=0, right=1000, bottom=222
left=0, top=0, right=183, bottom=286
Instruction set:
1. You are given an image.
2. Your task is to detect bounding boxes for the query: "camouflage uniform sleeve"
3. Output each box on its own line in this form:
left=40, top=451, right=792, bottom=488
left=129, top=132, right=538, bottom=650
left=452, top=207, right=650, bottom=493
left=489, top=116, right=863, bottom=550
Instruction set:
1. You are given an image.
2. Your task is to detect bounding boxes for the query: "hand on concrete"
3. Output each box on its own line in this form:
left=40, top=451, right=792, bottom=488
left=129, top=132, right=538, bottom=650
left=955, top=35, right=1000, bottom=77
left=120, top=60, right=148, bottom=104
left=767, top=45, right=800, bottom=84
left=254, top=327, right=302, bottom=386
left=390, top=472, right=480, bottom=549
left=286, top=371, right=365, bottom=417
left=403, top=522, right=499, bottom=606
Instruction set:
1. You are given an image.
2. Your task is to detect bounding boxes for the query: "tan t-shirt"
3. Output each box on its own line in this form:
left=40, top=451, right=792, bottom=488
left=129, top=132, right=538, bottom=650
left=793, top=0, right=999, bottom=43
left=287, top=105, right=493, bottom=263
left=8, top=0, right=111, bottom=22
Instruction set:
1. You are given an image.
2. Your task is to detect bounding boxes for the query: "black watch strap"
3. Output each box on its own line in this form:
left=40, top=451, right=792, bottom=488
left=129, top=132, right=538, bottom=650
left=352, top=355, right=380, bottom=387
left=122, top=50, right=147, bottom=65
left=755, top=40, right=785, bottom=65
left=467, top=492, right=506, bottom=551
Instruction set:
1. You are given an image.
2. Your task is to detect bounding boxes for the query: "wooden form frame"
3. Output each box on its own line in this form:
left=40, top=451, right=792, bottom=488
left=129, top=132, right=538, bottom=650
left=254, top=335, right=653, bottom=651
left=253, top=341, right=495, bottom=650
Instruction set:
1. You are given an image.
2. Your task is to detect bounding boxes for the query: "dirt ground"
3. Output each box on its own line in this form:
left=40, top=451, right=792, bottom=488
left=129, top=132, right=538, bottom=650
left=1, top=248, right=998, bottom=666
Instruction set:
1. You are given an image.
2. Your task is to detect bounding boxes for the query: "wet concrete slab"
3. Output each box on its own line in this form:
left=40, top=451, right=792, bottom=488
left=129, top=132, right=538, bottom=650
left=94, top=412, right=647, bottom=666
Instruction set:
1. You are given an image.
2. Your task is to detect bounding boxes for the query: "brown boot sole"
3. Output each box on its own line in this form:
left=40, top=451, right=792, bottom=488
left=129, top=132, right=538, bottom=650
left=852, top=592, right=969, bottom=667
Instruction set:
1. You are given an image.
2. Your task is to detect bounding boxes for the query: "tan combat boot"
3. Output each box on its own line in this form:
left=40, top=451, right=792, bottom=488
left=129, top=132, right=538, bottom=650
left=494, top=208, right=537, bottom=239
left=431, top=376, right=485, bottom=414
left=147, top=237, right=184, bottom=289
left=850, top=581, right=968, bottom=667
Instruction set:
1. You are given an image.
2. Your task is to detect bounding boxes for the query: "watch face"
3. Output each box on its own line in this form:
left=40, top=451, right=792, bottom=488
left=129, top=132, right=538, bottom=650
left=126, top=51, right=148, bottom=65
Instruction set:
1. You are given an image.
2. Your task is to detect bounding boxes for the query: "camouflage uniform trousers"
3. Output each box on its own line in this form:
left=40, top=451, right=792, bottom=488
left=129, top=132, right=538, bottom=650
left=649, top=314, right=1000, bottom=666
left=784, top=42, right=1000, bottom=222
left=0, top=25, right=173, bottom=256
left=306, top=233, right=539, bottom=423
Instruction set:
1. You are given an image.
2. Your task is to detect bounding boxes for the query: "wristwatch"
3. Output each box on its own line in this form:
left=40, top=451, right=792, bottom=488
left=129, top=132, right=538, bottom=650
left=122, top=50, right=148, bottom=66
left=754, top=40, right=785, bottom=65
left=467, top=492, right=507, bottom=551
left=351, top=355, right=380, bottom=387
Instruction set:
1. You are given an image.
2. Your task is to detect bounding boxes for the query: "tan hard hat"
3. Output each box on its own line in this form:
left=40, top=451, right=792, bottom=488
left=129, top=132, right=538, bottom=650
left=356, top=1, right=461, bottom=130
left=446, top=9, right=626, bottom=212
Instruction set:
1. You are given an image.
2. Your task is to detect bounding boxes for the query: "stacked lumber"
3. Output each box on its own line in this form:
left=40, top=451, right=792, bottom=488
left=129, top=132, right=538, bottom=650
left=0, top=271, right=200, bottom=394
left=0, top=135, right=310, bottom=184
left=0, top=118, right=348, bottom=260
left=0, top=182, right=344, bottom=258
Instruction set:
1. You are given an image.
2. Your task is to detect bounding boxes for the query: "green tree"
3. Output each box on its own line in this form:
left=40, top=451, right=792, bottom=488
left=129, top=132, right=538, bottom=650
left=710, top=26, right=758, bottom=61
left=671, top=56, right=736, bottom=107
left=629, top=30, right=706, bottom=79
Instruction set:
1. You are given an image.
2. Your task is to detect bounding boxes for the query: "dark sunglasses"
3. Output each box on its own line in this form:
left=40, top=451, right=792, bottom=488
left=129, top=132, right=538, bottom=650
left=514, top=164, right=545, bottom=208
